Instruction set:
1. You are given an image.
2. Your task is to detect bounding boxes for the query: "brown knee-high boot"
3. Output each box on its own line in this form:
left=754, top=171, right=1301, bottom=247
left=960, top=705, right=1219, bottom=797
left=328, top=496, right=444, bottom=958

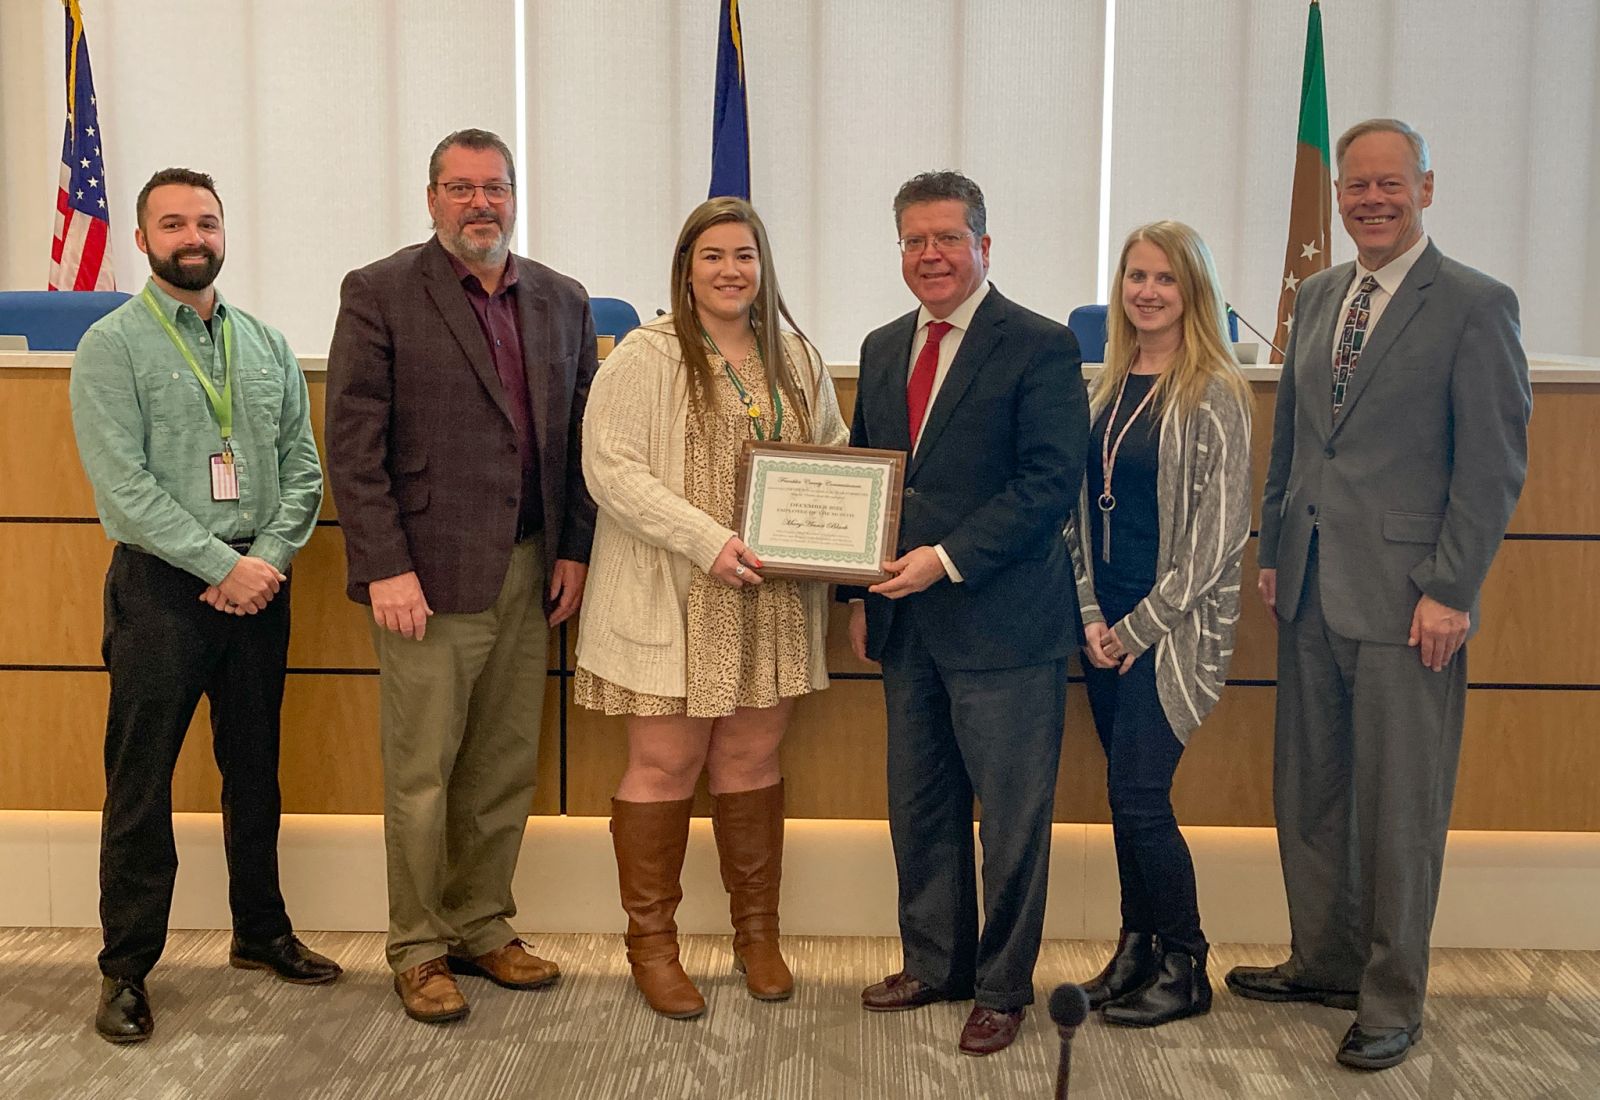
left=611, top=797, right=705, bottom=1019
left=710, top=781, right=793, bottom=1001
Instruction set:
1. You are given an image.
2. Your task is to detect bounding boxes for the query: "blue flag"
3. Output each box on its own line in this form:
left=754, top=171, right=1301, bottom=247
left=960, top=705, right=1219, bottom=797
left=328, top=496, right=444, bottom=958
left=709, top=0, right=751, bottom=199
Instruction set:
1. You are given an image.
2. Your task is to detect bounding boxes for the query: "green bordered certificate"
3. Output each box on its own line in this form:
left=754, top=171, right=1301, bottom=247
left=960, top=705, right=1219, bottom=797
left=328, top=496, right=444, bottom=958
left=732, top=441, right=906, bottom=584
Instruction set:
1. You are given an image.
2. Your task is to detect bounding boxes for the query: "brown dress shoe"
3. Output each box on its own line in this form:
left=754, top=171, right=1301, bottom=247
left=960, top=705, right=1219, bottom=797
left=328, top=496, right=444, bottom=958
left=612, top=797, right=706, bottom=1020
left=394, top=958, right=470, bottom=1024
left=448, top=938, right=560, bottom=990
left=861, top=971, right=966, bottom=1012
left=711, top=782, right=793, bottom=1001
left=958, top=1005, right=1025, bottom=1056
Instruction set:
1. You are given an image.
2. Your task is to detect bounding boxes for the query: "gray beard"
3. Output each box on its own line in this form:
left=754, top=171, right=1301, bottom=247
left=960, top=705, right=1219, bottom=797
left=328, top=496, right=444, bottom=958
left=437, top=216, right=512, bottom=266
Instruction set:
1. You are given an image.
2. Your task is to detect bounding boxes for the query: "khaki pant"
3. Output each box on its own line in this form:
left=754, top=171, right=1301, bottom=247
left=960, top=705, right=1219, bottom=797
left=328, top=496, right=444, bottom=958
left=372, top=539, right=548, bottom=974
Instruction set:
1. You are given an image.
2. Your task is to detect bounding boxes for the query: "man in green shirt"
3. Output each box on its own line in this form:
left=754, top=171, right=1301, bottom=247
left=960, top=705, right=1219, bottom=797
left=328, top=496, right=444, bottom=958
left=70, top=167, right=340, bottom=1045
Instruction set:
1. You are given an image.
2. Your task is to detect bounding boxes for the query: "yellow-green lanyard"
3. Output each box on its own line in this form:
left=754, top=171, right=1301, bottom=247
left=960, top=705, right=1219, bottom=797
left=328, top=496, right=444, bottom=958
left=141, top=286, right=236, bottom=452
left=701, top=324, right=782, bottom=441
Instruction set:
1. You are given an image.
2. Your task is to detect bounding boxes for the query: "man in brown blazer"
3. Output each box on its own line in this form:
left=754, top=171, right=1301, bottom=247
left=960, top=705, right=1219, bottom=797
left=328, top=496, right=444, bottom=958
left=326, top=128, right=597, bottom=1024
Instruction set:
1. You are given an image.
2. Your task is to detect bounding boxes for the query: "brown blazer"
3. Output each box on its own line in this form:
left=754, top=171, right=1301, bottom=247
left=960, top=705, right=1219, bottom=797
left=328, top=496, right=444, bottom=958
left=325, top=236, right=598, bottom=615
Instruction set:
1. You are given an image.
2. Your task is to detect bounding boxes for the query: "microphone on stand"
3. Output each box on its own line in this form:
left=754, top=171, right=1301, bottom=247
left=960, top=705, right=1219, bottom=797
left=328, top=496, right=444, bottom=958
left=1047, top=982, right=1090, bottom=1100
left=1226, top=303, right=1287, bottom=361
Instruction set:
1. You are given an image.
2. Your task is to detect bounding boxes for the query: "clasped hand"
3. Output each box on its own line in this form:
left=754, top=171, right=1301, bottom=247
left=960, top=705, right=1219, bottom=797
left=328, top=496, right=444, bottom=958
left=199, top=555, right=286, bottom=616
left=1082, top=621, right=1134, bottom=674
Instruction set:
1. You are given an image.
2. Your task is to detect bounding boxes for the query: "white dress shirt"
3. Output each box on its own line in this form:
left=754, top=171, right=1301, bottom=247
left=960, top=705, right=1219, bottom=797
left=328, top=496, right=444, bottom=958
left=908, top=281, right=991, bottom=583
left=1330, top=234, right=1429, bottom=367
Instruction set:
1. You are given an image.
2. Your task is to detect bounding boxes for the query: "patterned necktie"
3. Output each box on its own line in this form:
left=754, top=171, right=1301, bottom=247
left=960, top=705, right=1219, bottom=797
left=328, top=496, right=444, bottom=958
left=906, top=321, right=953, bottom=448
left=1332, top=275, right=1379, bottom=416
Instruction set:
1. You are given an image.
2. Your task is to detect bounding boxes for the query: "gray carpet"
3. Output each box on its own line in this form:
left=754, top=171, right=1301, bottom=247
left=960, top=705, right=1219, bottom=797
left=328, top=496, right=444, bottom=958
left=1, top=929, right=1597, bottom=1099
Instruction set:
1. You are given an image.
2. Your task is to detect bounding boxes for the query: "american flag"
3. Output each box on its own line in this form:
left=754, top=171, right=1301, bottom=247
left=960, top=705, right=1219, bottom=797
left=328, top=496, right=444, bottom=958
left=50, top=0, right=114, bottom=291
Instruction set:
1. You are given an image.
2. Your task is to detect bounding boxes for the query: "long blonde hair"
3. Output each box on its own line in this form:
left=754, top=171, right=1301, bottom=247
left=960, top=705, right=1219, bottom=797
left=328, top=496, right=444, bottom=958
left=1094, top=220, right=1251, bottom=425
left=668, top=197, right=816, bottom=441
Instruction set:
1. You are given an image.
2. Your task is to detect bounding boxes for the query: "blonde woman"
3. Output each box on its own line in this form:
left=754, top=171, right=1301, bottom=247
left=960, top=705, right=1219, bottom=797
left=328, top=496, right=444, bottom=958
left=574, top=198, right=847, bottom=1019
left=1065, top=221, right=1252, bottom=1027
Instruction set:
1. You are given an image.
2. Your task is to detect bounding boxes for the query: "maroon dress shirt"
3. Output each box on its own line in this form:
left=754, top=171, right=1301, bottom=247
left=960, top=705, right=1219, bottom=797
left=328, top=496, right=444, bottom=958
left=447, top=252, right=542, bottom=537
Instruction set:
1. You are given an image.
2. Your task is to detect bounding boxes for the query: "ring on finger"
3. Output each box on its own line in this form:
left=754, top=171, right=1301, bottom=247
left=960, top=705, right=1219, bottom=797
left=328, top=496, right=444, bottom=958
left=734, top=564, right=747, bottom=577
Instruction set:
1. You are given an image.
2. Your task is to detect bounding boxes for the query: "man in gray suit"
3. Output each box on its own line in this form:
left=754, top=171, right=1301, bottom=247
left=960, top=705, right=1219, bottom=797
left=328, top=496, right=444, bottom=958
left=1226, top=119, right=1531, bottom=1071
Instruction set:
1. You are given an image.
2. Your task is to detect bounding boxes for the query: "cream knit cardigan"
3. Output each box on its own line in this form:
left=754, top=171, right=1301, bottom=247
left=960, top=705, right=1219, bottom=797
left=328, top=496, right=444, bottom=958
left=575, top=315, right=850, bottom=699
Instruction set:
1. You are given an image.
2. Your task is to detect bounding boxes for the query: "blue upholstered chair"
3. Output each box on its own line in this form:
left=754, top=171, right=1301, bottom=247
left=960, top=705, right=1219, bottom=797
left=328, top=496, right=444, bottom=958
left=1067, top=304, right=1110, bottom=363
left=590, top=296, right=641, bottom=342
left=1067, top=303, right=1240, bottom=364
left=0, top=290, right=131, bottom=351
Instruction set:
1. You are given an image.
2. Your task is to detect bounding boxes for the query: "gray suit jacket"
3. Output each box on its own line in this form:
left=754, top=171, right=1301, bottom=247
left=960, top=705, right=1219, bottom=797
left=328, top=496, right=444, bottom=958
left=1258, top=241, right=1531, bottom=644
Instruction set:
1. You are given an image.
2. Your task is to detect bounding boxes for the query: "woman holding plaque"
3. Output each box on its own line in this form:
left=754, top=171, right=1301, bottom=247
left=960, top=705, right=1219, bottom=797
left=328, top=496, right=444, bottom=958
left=575, top=198, right=847, bottom=1019
left=1064, top=221, right=1252, bottom=1028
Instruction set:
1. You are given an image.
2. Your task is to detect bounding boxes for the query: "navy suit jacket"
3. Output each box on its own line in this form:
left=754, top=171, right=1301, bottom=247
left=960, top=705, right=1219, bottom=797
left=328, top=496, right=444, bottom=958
left=845, top=286, right=1088, bottom=670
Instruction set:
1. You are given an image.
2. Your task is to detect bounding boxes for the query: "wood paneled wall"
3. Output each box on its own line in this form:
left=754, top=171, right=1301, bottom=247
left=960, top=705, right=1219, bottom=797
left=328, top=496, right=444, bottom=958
left=3, top=366, right=1596, bottom=829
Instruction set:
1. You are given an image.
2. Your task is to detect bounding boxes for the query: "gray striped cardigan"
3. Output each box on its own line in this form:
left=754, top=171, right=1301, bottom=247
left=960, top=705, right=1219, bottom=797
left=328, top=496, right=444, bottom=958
left=1065, top=375, right=1253, bottom=742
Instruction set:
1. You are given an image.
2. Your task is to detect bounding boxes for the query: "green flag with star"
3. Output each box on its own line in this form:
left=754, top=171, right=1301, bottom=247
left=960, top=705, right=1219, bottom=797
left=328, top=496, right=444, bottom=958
left=1272, top=0, right=1331, bottom=363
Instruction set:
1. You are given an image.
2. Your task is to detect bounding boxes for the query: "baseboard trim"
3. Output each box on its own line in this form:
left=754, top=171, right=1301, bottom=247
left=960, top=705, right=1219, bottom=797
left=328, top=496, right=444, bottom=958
left=3, top=812, right=1597, bottom=949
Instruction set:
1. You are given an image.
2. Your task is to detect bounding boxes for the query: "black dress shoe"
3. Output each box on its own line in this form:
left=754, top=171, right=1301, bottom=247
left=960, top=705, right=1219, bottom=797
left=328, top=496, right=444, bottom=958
left=95, top=976, right=152, bottom=1044
left=1081, top=930, right=1158, bottom=1009
left=1225, top=963, right=1358, bottom=1010
left=1102, top=947, right=1212, bottom=1028
left=229, top=933, right=343, bottom=985
left=1336, top=1021, right=1422, bottom=1070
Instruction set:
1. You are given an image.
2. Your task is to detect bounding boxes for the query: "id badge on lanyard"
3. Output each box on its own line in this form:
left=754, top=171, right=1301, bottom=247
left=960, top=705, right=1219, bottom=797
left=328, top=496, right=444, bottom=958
left=140, top=288, right=239, bottom=500
left=210, top=449, right=239, bottom=501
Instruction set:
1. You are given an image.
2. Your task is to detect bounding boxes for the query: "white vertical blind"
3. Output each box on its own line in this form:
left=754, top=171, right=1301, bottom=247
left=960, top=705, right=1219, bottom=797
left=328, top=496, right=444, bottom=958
left=5, top=1, right=1595, bottom=358
left=522, top=0, right=1105, bottom=363
left=89, top=0, right=516, bottom=354
left=1108, top=0, right=1599, bottom=357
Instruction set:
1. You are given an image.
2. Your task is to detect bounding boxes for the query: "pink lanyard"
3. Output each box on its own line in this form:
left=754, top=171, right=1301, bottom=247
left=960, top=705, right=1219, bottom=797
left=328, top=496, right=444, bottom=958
left=1096, top=373, right=1159, bottom=563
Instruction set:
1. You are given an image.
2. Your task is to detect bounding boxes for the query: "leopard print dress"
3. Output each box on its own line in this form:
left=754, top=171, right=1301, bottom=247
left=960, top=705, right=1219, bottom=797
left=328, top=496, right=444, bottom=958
left=573, top=347, right=816, bottom=718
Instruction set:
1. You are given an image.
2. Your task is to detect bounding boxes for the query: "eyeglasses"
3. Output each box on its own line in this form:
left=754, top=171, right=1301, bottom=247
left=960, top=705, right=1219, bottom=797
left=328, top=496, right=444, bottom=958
left=897, top=231, right=975, bottom=255
left=436, top=180, right=514, bottom=204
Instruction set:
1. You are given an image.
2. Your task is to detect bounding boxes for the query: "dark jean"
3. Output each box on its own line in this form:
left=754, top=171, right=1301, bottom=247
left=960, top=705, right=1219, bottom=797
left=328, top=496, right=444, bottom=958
left=1082, top=587, right=1205, bottom=957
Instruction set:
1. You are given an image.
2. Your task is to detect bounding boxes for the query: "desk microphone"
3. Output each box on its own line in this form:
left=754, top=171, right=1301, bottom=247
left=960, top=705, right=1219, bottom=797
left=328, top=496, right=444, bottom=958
left=1226, top=303, right=1287, bottom=360
left=1047, top=982, right=1090, bottom=1100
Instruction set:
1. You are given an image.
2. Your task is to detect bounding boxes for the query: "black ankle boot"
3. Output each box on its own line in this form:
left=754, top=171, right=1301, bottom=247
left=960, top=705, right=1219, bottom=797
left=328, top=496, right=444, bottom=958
left=1101, top=944, right=1212, bottom=1028
left=1081, top=930, right=1158, bottom=1009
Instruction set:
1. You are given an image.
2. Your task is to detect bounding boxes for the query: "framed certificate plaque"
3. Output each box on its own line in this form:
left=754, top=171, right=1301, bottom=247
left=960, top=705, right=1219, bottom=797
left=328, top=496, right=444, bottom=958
left=731, top=440, right=906, bottom=584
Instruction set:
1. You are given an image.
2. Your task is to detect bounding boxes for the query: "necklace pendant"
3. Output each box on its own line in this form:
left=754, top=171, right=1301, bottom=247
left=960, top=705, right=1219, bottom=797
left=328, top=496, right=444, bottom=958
left=1097, top=493, right=1116, bottom=513
left=747, top=405, right=763, bottom=419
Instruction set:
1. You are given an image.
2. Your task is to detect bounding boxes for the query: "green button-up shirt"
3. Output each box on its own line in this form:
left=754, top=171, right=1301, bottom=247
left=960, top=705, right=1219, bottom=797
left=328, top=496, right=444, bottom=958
left=69, top=278, right=323, bottom=585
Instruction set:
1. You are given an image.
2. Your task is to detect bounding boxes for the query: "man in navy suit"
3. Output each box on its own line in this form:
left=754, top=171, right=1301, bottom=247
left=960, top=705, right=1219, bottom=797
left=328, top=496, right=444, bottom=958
left=847, top=171, right=1088, bottom=1056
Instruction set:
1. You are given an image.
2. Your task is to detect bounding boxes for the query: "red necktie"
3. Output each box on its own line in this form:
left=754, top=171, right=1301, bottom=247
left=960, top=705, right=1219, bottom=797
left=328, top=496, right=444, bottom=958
left=906, top=321, right=953, bottom=448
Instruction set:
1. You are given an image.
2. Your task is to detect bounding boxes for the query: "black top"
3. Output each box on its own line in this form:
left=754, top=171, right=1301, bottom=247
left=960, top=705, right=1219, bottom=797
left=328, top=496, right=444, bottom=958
left=1087, top=371, right=1161, bottom=601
